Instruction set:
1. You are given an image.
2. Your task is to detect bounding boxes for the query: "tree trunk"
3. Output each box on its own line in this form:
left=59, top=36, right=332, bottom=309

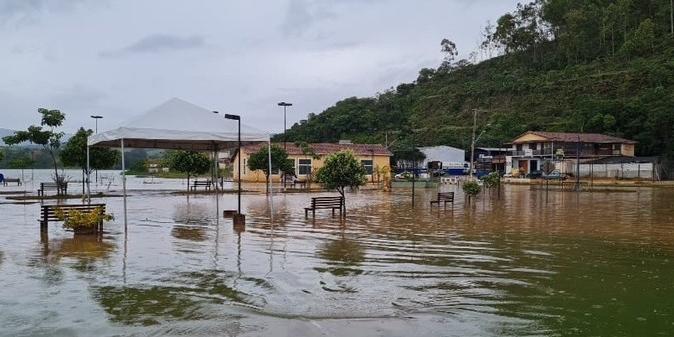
left=186, top=174, right=190, bottom=192
left=47, top=148, right=61, bottom=194
left=337, top=187, right=346, bottom=216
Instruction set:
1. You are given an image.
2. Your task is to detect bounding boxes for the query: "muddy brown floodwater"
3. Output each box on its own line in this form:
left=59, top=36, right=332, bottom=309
left=1, top=184, right=673, bottom=336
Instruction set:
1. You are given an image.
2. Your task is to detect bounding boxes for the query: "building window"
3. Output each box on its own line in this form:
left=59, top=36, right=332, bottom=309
left=298, top=159, right=312, bottom=175
left=361, top=160, right=373, bottom=175
left=516, top=144, right=523, bottom=151
left=289, top=159, right=296, bottom=175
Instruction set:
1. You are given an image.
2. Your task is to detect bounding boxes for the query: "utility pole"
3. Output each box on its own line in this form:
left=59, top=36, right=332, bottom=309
left=470, top=109, right=478, bottom=180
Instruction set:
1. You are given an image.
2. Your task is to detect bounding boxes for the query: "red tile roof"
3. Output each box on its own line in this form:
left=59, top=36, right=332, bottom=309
left=241, top=142, right=392, bottom=157
left=513, top=131, right=637, bottom=144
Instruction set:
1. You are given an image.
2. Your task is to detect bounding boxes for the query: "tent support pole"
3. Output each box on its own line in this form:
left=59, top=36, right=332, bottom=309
left=268, top=140, right=274, bottom=215
left=86, top=144, right=91, bottom=204
left=121, top=138, right=127, bottom=232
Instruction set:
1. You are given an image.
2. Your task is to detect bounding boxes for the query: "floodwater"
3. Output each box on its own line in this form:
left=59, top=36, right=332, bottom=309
left=1, top=177, right=674, bottom=336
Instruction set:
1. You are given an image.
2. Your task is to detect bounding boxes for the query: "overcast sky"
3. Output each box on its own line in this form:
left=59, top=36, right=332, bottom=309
left=0, top=0, right=518, bottom=134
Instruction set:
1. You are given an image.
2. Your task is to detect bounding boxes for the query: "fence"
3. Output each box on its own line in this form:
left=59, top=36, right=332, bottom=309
left=563, top=162, right=657, bottom=180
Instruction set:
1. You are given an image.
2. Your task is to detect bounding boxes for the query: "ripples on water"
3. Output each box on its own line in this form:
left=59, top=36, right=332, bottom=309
left=1, top=183, right=673, bottom=336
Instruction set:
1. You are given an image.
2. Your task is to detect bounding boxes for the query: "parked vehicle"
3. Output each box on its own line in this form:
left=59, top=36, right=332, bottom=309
left=543, top=170, right=568, bottom=180
left=526, top=170, right=544, bottom=179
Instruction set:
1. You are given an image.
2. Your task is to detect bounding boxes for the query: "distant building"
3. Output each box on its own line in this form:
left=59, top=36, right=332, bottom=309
left=474, top=147, right=511, bottom=174
left=416, top=146, right=466, bottom=174
left=232, top=142, right=392, bottom=182
left=506, top=131, right=637, bottom=175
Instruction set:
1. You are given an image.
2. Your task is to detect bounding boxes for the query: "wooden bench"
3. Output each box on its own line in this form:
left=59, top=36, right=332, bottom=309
left=430, top=192, right=454, bottom=208
left=190, top=180, right=212, bottom=191
left=292, top=179, right=307, bottom=189
left=2, top=178, right=21, bottom=186
left=38, top=182, right=68, bottom=197
left=305, top=196, right=344, bottom=218
left=39, top=203, right=106, bottom=232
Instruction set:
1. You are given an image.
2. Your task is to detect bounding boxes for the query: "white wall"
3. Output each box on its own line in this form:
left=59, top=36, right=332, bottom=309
left=419, top=146, right=465, bottom=168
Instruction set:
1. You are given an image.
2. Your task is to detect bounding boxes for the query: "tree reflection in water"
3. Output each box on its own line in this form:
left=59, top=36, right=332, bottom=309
left=90, top=270, right=272, bottom=326
left=317, top=235, right=365, bottom=277
left=33, top=234, right=116, bottom=273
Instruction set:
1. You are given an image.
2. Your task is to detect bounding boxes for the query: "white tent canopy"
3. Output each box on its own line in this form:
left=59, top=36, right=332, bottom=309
left=88, top=97, right=269, bottom=150
left=85, top=97, right=273, bottom=227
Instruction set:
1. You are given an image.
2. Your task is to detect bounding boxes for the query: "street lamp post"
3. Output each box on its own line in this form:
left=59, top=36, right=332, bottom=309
left=224, top=113, right=244, bottom=226
left=277, top=102, right=292, bottom=150
left=90, top=115, right=103, bottom=184
left=90, top=115, right=103, bottom=133
left=278, top=102, right=292, bottom=188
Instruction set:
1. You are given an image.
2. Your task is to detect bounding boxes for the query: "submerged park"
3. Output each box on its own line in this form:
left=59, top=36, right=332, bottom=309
left=4, top=0, right=674, bottom=335
left=1, top=99, right=674, bottom=337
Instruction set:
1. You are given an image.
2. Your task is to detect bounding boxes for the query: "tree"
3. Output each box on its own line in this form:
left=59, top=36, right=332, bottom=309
left=315, top=151, right=367, bottom=212
left=8, top=154, right=34, bottom=183
left=247, top=145, right=293, bottom=194
left=2, top=108, right=65, bottom=184
left=60, top=128, right=120, bottom=195
left=440, top=38, right=458, bottom=70
left=166, top=151, right=212, bottom=191
left=0, top=149, right=4, bottom=162
left=463, top=180, right=481, bottom=205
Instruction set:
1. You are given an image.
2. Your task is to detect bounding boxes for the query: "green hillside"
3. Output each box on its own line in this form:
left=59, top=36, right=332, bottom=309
left=279, top=0, right=674, bottom=169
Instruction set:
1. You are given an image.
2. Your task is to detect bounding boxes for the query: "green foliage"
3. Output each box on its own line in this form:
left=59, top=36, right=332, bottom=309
left=2, top=108, right=66, bottom=183
left=482, top=172, right=501, bottom=189
left=278, top=1, right=674, bottom=176
left=247, top=145, right=293, bottom=177
left=0, top=149, right=3, bottom=162
left=166, top=151, right=212, bottom=189
left=391, top=140, right=426, bottom=167
left=8, top=155, right=34, bottom=170
left=315, top=151, right=367, bottom=197
left=463, top=181, right=482, bottom=196
left=55, top=206, right=114, bottom=232
left=60, top=128, right=119, bottom=172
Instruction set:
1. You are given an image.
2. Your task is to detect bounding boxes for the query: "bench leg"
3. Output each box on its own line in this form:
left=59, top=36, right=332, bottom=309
left=305, top=209, right=308, bottom=218
left=332, top=208, right=335, bottom=217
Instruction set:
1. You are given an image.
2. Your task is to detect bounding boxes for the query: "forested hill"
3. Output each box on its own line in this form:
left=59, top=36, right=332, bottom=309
left=278, top=0, right=674, bottom=165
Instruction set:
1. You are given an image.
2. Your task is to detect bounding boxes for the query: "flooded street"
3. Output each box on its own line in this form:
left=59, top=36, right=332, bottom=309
left=1, top=182, right=673, bottom=336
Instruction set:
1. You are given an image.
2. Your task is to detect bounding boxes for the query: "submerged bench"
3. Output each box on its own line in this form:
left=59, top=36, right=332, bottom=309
left=3, top=178, right=21, bottom=186
left=39, top=203, right=106, bottom=232
left=38, top=182, right=68, bottom=197
left=305, top=196, right=344, bottom=218
left=190, top=180, right=212, bottom=191
left=430, top=192, right=454, bottom=208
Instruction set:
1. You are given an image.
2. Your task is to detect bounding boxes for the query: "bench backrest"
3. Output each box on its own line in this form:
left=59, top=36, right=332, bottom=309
left=437, top=192, right=454, bottom=201
left=41, top=182, right=67, bottom=189
left=41, top=204, right=106, bottom=221
left=193, top=180, right=211, bottom=185
left=311, top=197, right=343, bottom=207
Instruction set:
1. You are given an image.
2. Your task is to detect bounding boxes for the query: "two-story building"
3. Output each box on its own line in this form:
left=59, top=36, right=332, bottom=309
left=232, top=142, right=392, bottom=182
left=506, top=131, right=637, bottom=175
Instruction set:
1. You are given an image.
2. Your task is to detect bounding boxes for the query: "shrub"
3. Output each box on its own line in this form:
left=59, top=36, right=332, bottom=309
left=55, top=207, right=114, bottom=232
left=463, top=180, right=482, bottom=196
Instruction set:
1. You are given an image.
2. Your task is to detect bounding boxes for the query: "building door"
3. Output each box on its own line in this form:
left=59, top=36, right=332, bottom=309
left=518, top=160, right=529, bottom=173
left=530, top=160, right=539, bottom=172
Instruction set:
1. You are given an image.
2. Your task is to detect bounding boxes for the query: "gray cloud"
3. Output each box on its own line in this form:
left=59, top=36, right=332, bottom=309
left=0, top=0, right=520, bottom=133
left=0, top=0, right=87, bottom=22
left=100, top=34, right=205, bottom=58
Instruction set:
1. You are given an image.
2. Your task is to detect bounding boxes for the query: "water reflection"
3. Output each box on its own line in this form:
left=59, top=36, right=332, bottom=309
left=1, top=186, right=674, bottom=336
left=91, top=270, right=271, bottom=326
